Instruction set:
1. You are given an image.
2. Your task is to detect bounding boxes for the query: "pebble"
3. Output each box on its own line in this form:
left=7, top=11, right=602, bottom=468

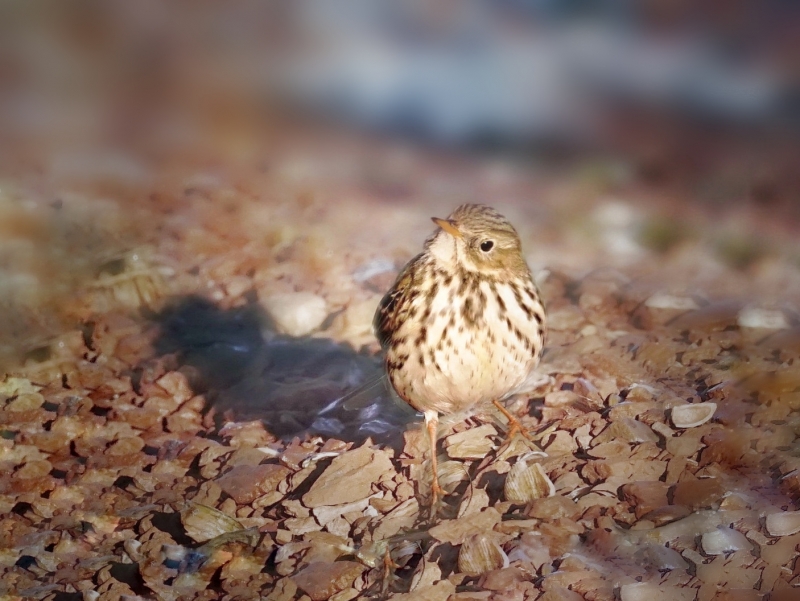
left=262, top=292, right=328, bottom=336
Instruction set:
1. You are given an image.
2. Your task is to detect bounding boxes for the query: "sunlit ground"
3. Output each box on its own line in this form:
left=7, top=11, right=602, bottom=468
left=1, top=3, right=799, bottom=600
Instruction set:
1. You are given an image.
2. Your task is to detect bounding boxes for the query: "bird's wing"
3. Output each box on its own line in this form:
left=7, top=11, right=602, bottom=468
left=373, top=254, right=423, bottom=350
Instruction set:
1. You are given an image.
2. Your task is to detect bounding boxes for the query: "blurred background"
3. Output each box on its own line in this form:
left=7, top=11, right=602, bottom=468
left=3, top=1, right=799, bottom=164
left=2, top=1, right=798, bottom=165
left=0, top=0, right=798, bottom=367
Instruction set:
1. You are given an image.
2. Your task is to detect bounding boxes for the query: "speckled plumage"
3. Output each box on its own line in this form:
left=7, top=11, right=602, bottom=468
left=374, top=204, right=546, bottom=502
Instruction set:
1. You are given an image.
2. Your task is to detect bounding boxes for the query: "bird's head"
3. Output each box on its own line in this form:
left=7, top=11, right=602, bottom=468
left=427, top=204, right=528, bottom=277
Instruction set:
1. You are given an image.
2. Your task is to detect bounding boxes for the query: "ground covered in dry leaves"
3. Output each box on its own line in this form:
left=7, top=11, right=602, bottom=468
left=2, top=126, right=800, bottom=601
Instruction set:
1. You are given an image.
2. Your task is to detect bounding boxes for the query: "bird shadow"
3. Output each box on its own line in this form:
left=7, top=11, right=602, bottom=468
left=152, top=295, right=416, bottom=450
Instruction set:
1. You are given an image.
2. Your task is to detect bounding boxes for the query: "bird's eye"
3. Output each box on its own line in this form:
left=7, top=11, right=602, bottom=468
left=480, top=240, right=494, bottom=252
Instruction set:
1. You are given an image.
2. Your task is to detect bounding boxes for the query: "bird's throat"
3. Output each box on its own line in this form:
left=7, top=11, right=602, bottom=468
left=427, top=231, right=462, bottom=272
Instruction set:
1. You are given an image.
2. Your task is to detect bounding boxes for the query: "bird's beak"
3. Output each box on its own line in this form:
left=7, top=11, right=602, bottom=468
left=432, top=217, right=462, bottom=239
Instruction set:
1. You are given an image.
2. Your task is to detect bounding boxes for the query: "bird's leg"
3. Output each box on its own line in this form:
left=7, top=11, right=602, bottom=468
left=492, top=399, right=530, bottom=441
left=423, top=410, right=444, bottom=505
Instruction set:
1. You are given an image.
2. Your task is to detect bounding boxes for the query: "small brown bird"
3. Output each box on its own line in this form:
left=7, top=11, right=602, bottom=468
left=374, top=204, right=546, bottom=503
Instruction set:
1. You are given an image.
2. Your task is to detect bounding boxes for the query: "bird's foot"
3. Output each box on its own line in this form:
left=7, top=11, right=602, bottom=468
left=430, top=480, right=445, bottom=507
left=382, top=547, right=399, bottom=588
left=505, top=417, right=530, bottom=441
left=492, top=399, right=532, bottom=443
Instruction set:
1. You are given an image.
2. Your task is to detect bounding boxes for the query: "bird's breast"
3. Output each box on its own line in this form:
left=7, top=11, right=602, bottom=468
left=385, top=272, right=545, bottom=415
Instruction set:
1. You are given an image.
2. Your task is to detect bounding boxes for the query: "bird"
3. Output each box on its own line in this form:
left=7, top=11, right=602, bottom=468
left=374, top=204, right=546, bottom=504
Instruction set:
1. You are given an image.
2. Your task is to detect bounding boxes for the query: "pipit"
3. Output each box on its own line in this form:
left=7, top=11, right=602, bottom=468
left=374, top=204, right=546, bottom=503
